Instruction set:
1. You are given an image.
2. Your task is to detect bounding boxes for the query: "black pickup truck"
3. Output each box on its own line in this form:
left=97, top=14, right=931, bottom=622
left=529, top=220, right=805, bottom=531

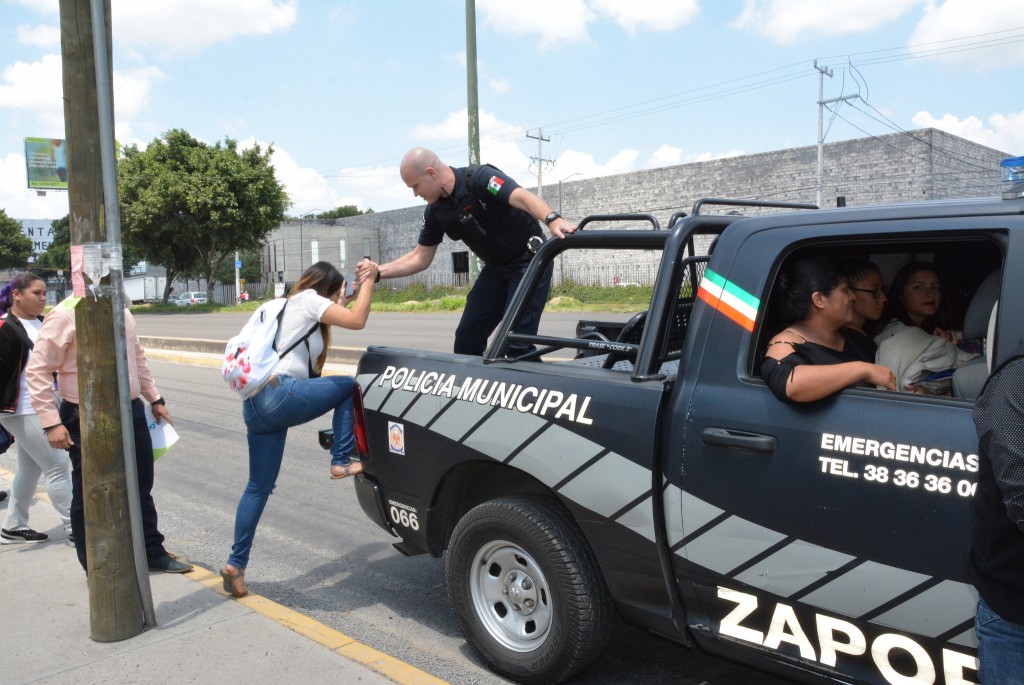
left=339, top=193, right=1023, bottom=684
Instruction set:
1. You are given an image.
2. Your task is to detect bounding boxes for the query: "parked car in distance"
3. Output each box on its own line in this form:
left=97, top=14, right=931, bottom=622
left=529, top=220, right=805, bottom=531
left=174, top=291, right=207, bottom=306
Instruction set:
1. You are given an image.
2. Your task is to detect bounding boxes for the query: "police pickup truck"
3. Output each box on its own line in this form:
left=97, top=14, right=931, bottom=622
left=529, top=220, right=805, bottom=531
left=341, top=192, right=1023, bottom=684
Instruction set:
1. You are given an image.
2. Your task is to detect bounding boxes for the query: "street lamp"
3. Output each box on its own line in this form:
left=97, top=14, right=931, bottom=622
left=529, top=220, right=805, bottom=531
left=298, top=209, right=325, bottom=274
left=557, top=172, right=582, bottom=214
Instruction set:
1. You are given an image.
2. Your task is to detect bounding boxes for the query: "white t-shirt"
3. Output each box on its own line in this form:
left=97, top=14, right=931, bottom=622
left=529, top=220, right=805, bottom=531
left=273, top=289, right=333, bottom=379
left=16, top=316, right=42, bottom=416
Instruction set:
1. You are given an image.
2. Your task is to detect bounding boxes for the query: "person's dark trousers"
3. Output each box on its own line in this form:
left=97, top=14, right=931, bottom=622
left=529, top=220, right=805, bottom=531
left=454, top=257, right=553, bottom=357
left=61, top=398, right=167, bottom=571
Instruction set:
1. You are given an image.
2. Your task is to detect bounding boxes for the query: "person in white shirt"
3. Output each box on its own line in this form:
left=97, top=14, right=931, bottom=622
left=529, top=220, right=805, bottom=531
left=221, top=260, right=379, bottom=597
left=0, top=273, right=71, bottom=544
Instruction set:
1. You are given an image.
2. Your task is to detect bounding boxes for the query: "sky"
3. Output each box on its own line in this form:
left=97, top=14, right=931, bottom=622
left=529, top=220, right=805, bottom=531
left=1, top=0, right=1022, bottom=223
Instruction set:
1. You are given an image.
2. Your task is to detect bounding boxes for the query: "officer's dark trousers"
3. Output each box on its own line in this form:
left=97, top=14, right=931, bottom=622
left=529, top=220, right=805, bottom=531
left=454, top=256, right=552, bottom=357
left=61, top=397, right=167, bottom=571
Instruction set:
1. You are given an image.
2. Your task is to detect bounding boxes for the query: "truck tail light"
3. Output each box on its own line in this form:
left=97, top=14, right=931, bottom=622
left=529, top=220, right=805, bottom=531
left=352, top=382, right=369, bottom=458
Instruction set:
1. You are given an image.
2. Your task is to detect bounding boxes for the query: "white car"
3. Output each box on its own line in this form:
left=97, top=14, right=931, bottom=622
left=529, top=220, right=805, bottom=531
left=174, top=291, right=207, bottom=306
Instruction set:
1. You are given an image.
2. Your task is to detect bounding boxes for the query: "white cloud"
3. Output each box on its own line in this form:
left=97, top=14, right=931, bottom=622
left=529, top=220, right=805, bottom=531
left=682, top=148, right=746, bottom=164
left=645, top=144, right=683, bottom=168
left=0, top=152, right=69, bottom=221
left=732, top=0, right=923, bottom=44
left=590, top=0, right=699, bottom=35
left=0, top=54, right=64, bottom=134
left=907, top=0, right=1024, bottom=69
left=912, top=109, right=1024, bottom=154
left=478, top=0, right=595, bottom=50
left=16, top=24, right=60, bottom=49
left=114, top=66, right=164, bottom=118
left=112, top=0, right=298, bottom=57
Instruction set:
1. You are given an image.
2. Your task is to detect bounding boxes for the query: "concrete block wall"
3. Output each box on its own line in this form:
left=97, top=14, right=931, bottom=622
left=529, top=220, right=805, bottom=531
left=266, top=129, right=1010, bottom=287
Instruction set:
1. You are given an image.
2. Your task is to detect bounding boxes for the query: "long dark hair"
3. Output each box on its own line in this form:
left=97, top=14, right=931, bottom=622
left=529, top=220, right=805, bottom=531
left=882, top=261, right=948, bottom=330
left=291, top=261, right=344, bottom=372
left=771, top=254, right=843, bottom=327
left=0, top=272, right=44, bottom=317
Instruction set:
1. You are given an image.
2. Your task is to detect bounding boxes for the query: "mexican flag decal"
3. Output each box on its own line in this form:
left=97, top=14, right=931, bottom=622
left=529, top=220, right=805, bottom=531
left=697, top=269, right=760, bottom=332
left=487, top=176, right=504, bottom=195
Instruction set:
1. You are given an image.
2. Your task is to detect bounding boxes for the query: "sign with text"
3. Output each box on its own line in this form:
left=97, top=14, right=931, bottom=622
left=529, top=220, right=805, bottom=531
left=24, top=137, right=68, bottom=190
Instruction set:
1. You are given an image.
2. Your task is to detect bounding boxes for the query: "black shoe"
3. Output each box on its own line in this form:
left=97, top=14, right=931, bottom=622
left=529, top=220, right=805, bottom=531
left=0, top=490, right=8, bottom=502
left=1, top=527, right=48, bottom=544
left=148, top=552, right=193, bottom=573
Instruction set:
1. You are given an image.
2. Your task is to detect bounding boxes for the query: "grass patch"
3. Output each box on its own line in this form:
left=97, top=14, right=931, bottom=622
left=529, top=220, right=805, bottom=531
left=129, top=280, right=655, bottom=314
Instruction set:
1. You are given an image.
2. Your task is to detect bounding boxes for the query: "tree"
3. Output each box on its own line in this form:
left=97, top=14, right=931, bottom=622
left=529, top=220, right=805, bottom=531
left=118, top=129, right=289, bottom=302
left=34, top=215, right=71, bottom=272
left=214, top=248, right=263, bottom=285
left=35, top=214, right=145, bottom=276
left=0, top=209, right=33, bottom=270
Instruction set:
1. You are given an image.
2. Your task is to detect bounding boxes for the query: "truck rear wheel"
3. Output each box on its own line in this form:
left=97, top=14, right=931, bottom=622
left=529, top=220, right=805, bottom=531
left=444, top=495, right=614, bottom=684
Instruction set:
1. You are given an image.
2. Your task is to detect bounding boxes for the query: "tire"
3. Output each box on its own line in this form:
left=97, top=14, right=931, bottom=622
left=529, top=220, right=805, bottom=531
left=444, top=495, right=615, bottom=684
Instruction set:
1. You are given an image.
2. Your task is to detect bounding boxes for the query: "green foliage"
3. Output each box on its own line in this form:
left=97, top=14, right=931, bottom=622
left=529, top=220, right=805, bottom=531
left=34, top=214, right=144, bottom=274
left=214, top=248, right=264, bottom=284
left=0, top=209, right=32, bottom=269
left=33, top=215, right=69, bottom=271
left=549, top=280, right=653, bottom=306
left=312, top=205, right=365, bottom=221
left=118, top=129, right=289, bottom=300
left=365, top=280, right=653, bottom=313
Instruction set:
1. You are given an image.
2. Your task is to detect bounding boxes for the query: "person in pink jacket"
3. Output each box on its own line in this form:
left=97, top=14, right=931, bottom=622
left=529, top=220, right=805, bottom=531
left=25, top=297, right=192, bottom=573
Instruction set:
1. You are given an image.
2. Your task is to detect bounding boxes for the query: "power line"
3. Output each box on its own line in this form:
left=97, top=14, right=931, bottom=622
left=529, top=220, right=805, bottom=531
left=317, top=27, right=1022, bottom=183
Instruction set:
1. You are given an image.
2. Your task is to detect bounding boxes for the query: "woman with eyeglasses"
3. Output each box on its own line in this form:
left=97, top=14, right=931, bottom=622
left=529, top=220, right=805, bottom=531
left=842, top=259, right=887, bottom=362
left=875, top=261, right=977, bottom=393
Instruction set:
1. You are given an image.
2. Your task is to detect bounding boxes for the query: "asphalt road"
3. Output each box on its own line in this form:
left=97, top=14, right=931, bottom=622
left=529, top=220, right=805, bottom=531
left=133, top=310, right=633, bottom=354
left=135, top=359, right=787, bottom=685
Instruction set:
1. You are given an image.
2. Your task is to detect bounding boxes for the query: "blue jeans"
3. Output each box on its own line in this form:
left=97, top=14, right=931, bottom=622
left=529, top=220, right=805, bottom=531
left=454, top=256, right=552, bottom=357
left=976, top=596, right=1024, bottom=684
left=228, top=374, right=355, bottom=569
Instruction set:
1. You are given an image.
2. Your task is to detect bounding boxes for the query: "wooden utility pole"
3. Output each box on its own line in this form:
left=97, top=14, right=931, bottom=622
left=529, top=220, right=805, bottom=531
left=59, top=0, right=146, bottom=642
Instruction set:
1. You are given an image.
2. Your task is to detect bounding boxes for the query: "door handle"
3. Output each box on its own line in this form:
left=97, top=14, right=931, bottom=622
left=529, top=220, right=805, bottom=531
left=701, top=427, right=776, bottom=454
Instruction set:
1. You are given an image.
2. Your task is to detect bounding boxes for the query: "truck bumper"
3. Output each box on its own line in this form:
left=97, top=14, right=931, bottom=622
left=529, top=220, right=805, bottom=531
left=354, top=475, right=397, bottom=538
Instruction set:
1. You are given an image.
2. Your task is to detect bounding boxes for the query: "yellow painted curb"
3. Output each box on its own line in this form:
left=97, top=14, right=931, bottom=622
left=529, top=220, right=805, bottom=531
left=188, top=564, right=448, bottom=685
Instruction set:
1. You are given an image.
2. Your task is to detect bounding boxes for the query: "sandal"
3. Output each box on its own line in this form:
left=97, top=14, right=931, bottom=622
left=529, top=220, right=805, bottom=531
left=330, top=461, right=364, bottom=480
left=220, top=565, right=248, bottom=597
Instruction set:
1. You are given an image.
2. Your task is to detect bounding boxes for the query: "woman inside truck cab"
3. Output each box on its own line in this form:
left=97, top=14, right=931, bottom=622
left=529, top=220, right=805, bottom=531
left=842, top=258, right=887, bottom=361
left=762, top=254, right=897, bottom=403
left=873, top=261, right=978, bottom=393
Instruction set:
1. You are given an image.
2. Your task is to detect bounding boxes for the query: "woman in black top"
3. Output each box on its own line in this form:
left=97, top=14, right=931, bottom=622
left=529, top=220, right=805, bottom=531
left=762, top=255, right=896, bottom=403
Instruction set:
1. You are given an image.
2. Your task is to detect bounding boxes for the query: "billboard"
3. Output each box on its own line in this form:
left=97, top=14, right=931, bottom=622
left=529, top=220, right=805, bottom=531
left=24, top=137, right=68, bottom=190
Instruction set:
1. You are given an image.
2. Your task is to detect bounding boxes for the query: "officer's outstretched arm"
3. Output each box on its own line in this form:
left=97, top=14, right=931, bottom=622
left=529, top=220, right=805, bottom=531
left=508, top=187, right=577, bottom=238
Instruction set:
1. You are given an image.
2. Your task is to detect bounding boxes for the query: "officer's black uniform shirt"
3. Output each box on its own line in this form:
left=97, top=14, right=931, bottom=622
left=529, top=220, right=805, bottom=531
left=417, top=164, right=543, bottom=268
left=969, top=348, right=1024, bottom=624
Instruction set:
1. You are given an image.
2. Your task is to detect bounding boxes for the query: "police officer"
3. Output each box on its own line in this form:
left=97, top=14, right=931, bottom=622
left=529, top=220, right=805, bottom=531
left=969, top=345, right=1024, bottom=685
left=358, top=147, right=576, bottom=356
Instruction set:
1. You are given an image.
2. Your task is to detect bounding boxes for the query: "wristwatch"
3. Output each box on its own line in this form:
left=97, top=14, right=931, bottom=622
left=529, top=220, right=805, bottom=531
left=544, top=211, right=561, bottom=226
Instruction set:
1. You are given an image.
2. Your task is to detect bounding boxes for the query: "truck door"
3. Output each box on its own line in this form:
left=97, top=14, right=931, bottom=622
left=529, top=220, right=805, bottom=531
left=665, top=220, right=1008, bottom=684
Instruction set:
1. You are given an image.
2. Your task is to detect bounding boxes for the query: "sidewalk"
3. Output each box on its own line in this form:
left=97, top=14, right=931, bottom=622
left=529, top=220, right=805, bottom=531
left=0, top=469, right=445, bottom=685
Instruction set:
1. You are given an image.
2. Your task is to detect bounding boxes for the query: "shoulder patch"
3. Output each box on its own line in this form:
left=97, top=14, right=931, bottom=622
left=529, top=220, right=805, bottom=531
left=486, top=176, right=504, bottom=196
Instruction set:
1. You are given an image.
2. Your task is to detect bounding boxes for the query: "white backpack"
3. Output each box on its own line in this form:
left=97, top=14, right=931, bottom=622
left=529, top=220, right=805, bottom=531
left=221, top=298, right=320, bottom=398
